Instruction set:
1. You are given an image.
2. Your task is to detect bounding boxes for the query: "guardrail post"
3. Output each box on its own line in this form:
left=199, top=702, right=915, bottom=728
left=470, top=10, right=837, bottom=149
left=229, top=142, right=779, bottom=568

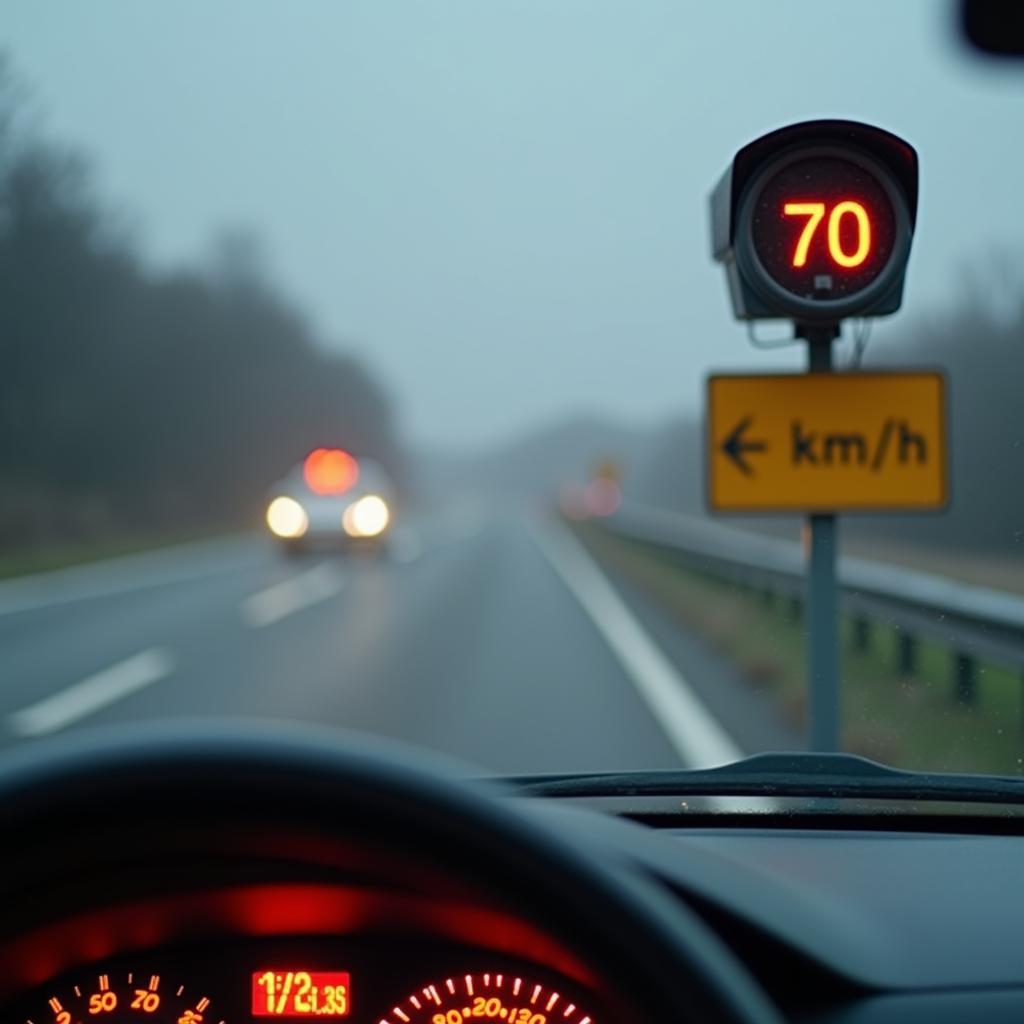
left=954, top=652, right=977, bottom=705
left=896, top=630, right=917, bottom=676
left=851, top=615, right=871, bottom=653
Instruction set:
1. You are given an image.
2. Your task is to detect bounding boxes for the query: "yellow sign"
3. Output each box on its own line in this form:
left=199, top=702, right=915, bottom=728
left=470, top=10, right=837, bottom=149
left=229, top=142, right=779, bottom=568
left=592, top=457, right=623, bottom=483
left=706, top=372, right=947, bottom=513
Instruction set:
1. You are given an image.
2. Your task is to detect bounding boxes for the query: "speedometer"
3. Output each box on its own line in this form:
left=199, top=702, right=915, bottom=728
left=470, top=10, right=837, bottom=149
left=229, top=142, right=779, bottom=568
left=379, top=974, right=594, bottom=1024
left=26, top=972, right=218, bottom=1024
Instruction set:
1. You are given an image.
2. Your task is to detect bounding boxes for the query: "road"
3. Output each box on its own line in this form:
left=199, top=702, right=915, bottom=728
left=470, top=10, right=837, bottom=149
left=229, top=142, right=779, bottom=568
left=0, top=509, right=800, bottom=773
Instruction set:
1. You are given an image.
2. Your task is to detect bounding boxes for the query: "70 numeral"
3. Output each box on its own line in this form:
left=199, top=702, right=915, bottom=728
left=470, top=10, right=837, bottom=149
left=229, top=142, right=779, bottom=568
left=782, top=200, right=871, bottom=269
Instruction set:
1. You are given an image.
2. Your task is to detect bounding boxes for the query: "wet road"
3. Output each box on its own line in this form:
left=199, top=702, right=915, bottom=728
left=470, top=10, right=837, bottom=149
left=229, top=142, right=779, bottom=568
left=0, top=509, right=799, bottom=773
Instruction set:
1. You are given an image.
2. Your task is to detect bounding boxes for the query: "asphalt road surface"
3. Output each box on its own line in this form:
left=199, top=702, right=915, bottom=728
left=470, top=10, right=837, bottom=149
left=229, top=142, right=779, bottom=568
left=0, top=508, right=801, bottom=773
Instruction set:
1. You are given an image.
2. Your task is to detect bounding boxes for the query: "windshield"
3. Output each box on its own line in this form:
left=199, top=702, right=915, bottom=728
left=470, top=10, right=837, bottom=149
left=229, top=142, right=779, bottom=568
left=1, top=0, right=1021, bottom=791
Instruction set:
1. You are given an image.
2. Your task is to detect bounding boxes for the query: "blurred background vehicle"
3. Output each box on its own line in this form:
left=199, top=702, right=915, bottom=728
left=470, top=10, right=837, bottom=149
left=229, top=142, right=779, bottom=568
left=266, top=449, right=395, bottom=556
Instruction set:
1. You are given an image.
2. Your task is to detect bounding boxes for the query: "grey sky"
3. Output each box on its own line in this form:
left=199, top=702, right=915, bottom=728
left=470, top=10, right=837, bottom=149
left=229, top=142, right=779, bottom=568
left=2, top=1, right=1022, bottom=450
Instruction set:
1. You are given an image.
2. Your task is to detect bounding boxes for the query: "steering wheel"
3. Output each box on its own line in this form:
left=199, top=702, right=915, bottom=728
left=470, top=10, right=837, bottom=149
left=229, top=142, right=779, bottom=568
left=0, top=723, right=782, bottom=1024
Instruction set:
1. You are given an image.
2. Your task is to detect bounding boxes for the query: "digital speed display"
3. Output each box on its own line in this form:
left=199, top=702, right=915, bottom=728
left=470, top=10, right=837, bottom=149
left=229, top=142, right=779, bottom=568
left=711, top=120, right=917, bottom=320
left=748, top=155, right=897, bottom=300
left=252, top=971, right=350, bottom=1017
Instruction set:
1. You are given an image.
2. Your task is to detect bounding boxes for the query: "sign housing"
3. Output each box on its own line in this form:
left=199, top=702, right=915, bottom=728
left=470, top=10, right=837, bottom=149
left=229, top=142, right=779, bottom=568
left=710, top=120, right=918, bottom=322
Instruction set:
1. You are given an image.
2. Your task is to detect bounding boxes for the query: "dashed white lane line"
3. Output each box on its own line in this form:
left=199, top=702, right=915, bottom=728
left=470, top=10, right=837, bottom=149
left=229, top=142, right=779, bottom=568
left=240, top=563, right=346, bottom=629
left=532, top=518, right=743, bottom=769
left=8, top=647, right=175, bottom=737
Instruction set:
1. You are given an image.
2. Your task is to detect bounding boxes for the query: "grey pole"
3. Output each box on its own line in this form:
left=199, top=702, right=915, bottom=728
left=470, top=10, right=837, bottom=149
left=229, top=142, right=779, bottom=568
left=804, top=325, right=841, bottom=751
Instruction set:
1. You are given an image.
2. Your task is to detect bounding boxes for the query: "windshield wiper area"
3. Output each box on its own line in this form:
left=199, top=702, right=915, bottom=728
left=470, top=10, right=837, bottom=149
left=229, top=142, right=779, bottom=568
left=507, top=752, right=1024, bottom=807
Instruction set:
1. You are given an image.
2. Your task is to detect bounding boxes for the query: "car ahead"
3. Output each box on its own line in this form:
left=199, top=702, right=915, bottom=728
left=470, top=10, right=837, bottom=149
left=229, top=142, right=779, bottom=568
left=264, top=448, right=396, bottom=555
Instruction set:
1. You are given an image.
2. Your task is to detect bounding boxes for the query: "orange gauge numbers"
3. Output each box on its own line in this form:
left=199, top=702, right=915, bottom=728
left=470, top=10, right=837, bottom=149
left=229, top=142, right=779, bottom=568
left=379, top=975, right=593, bottom=1024
left=36, top=973, right=215, bottom=1024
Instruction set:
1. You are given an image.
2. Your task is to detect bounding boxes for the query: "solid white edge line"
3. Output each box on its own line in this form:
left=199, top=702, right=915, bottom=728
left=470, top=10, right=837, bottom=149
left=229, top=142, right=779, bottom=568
left=7, top=647, right=175, bottom=737
left=240, top=563, right=346, bottom=629
left=0, top=536, right=258, bottom=618
left=532, top=518, right=743, bottom=769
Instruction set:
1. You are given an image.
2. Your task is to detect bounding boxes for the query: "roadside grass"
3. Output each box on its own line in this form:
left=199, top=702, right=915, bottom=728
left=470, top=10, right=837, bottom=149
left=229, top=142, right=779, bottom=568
left=0, top=529, right=237, bottom=581
left=577, top=522, right=1024, bottom=776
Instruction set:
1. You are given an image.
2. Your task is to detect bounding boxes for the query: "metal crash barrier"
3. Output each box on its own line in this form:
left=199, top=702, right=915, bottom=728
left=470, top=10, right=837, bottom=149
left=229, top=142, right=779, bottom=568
left=590, top=502, right=1024, bottom=709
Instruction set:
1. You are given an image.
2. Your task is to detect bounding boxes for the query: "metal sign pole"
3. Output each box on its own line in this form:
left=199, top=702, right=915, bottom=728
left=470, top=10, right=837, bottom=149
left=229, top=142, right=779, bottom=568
left=804, top=324, right=840, bottom=752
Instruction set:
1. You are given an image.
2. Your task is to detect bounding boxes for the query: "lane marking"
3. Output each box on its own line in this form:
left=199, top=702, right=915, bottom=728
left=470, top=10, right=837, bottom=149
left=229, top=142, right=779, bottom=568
left=8, top=647, right=175, bottom=737
left=0, top=536, right=259, bottom=618
left=532, top=519, right=743, bottom=768
left=240, top=563, right=346, bottom=629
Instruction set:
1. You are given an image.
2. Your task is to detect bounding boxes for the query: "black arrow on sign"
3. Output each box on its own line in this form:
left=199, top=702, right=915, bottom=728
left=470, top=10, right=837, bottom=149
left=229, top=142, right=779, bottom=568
left=721, top=416, right=768, bottom=476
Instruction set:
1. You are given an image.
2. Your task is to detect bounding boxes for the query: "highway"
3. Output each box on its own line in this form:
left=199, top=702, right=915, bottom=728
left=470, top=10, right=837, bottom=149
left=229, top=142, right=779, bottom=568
left=0, top=509, right=800, bottom=773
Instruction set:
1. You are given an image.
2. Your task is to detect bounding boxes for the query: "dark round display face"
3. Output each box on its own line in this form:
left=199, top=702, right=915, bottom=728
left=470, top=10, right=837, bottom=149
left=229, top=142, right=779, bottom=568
left=749, top=155, right=897, bottom=301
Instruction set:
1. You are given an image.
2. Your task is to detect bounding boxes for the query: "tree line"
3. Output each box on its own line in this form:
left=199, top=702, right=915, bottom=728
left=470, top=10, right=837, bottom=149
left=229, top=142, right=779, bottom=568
left=863, top=269, right=1024, bottom=557
left=0, top=61, right=403, bottom=549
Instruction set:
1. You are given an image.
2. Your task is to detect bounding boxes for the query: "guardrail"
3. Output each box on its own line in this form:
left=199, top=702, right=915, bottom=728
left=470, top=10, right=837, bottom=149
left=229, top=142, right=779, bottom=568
left=596, top=503, right=1024, bottom=708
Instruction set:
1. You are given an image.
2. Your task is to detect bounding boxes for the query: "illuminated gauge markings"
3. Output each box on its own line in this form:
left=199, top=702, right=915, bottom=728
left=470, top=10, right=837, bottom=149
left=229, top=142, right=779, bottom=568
left=378, top=974, right=593, bottom=1024
left=27, top=972, right=221, bottom=1024
left=749, top=155, right=897, bottom=300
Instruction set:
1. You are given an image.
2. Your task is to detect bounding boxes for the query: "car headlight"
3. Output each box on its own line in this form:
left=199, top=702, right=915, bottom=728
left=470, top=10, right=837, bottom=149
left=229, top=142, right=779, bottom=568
left=342, top=494, right=390, bottom=538
left=266, top=496, right=309, bottom=539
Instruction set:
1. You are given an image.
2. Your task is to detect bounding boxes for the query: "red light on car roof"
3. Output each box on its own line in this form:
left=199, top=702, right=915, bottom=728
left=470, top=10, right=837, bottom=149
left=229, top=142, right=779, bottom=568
left=303, top=448, right=359, bottom=495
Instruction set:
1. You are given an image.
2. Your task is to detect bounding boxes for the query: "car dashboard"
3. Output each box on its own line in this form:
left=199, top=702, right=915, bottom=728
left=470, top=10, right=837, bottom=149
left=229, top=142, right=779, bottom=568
left=2, top=730, right=1024, bottom=1024
left=2, top=893, right=605, bottom=1024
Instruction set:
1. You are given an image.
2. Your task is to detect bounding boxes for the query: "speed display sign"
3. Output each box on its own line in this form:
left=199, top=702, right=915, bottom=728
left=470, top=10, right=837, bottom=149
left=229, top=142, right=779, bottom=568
left=706, top=120, right=926, bottom=754
left=750, top=156, right=897, bottom=295
left=710, top=121, right=917, bottom=321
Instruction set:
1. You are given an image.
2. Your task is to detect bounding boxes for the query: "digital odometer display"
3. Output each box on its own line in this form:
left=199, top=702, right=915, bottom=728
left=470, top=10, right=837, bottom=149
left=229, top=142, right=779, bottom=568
left=748, top=156, right=897, bottom=300
left=252, top=971, right=350, bottom=1017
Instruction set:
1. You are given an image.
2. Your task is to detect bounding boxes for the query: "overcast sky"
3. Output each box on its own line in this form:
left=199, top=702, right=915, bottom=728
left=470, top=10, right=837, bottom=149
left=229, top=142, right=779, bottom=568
left=3, top=1, right=1022, bottom=450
